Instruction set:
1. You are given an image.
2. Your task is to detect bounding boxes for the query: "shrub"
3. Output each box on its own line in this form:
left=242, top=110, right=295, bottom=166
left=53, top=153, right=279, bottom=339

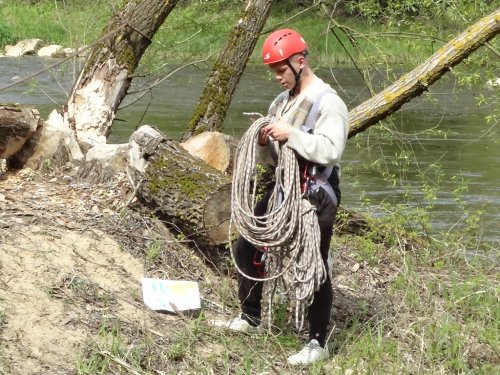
left=0, top=23, right=15, bottom=47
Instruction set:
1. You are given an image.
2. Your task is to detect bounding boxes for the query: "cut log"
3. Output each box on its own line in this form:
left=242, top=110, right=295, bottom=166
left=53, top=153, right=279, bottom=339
left=0, top=104, right=42, bottom=159
left=180, top=131, right=238, bottom=173
left=128, top=126, right=233, bottom=247
left=77, top=143, right=129, bottom=183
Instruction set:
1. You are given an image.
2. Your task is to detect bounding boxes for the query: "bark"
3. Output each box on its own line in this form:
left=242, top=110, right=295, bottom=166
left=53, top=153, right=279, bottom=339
left=0, top=105, right=41, bottom=159
left=180, top=0, right=273, bottom=142
left=347, top=9, right=500, bottom=138
left=129, top=126, right=233, bottom=247
left=64, top=0, right=178, bottom=146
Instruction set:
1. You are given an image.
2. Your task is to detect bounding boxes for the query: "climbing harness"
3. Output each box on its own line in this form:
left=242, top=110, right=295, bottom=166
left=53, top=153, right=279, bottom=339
left=299, top=88, right=340, bottom=206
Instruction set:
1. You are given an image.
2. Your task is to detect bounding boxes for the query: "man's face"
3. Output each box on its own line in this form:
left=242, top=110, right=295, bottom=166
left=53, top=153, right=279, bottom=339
left=268, top=55, right=303, bottom=90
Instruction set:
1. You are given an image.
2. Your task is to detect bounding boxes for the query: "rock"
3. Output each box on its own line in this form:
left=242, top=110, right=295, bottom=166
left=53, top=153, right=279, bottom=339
left=486, top=78, right=500, bottom=87
left=0, top=105, right=42, bottom=159
left=66, top=46, right=88, bottom=57
left=4, top=45, right=22, bottom=57
left=5, top=39, right=45, bottom=56
left=38, top=45, right=65, bottom=58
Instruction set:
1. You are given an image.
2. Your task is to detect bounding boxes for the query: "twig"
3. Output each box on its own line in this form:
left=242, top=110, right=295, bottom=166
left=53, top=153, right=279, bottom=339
left=121, top=50, right=220, bottom=106
left=174, top=29, right=202, bottom=44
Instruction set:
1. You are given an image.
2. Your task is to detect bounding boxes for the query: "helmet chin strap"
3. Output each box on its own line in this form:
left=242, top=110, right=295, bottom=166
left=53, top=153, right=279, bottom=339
left=285, top=60, right=303, bottom=97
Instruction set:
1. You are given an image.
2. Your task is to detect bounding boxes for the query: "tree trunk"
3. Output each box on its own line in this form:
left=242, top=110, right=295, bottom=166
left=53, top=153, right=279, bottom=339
left=347, top=8, right=500, bottom=138
left=64, top=0, right=178, bottom=146
left=180, top=0, right=273, bottom=142
left=0, top=105, right=41, bottom=159
left=129, top=126, right=233, bottom=247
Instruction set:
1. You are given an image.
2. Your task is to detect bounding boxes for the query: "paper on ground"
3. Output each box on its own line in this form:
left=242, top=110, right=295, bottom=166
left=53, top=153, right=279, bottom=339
left=142, top=278, right=201, bottom=312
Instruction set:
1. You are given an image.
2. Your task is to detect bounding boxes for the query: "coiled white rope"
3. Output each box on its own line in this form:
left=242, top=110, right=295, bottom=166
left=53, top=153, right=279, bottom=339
left=230, top=116, right=327, bottom=329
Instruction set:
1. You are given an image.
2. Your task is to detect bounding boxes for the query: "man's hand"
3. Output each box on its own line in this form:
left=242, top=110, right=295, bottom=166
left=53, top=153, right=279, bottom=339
left=259, top=118, right=292, bottom=145
left=258, top=126, right=271, bottom=146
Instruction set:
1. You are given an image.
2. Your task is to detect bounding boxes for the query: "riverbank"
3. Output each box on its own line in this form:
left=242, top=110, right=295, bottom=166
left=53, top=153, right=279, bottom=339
left=0, top=166, right=498, bottom=374
left=2, top=0, right=496, bottom=66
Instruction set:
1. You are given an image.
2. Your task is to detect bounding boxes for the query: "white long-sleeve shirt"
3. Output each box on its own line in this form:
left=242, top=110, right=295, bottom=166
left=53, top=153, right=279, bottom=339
left=258, top=76, right=349, bottom=172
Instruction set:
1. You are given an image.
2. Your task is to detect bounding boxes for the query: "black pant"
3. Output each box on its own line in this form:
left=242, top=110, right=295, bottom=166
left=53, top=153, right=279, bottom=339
left=233, top=187, right=337, bottom=347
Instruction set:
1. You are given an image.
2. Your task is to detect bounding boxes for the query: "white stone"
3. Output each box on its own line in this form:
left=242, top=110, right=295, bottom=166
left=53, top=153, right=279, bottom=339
left=38, top=45, right=65, bottom=58
left=7, top=39, right=45, bottom=56
left=5, top=45, right=23, bottom=57
left=63, top=47, right=76, bottom=56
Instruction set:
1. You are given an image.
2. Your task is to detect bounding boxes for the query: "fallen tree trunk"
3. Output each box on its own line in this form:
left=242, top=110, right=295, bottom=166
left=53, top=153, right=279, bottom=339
left=0, top=105, right=41, bottom=160
left=128, top=126, right=233, bottom=247
left=347, top=8, right=500, bottom=138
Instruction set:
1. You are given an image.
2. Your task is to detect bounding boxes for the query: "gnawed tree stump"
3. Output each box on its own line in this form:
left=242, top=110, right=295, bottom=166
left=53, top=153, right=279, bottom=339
left=0, top=104, right=42, bottom=160
left=128, top=126, right=233, bottom=248
left=76, top=143, right=129, bottom=184
left=63, top=0, right=179, bottom=146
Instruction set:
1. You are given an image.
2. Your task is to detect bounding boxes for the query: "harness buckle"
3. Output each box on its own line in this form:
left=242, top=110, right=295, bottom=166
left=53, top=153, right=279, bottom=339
left=253, top=251, right=267, bottom=277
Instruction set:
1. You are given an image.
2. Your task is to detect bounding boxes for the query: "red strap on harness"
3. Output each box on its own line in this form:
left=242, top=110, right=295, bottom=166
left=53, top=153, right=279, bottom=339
left=253, top=248, right=268, bottom=277
left=301, top=161, right=310, bottom=194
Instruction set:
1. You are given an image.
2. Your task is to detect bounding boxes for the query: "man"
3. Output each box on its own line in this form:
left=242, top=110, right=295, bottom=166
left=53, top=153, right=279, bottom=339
left=221, top=28, right=348, bottom=365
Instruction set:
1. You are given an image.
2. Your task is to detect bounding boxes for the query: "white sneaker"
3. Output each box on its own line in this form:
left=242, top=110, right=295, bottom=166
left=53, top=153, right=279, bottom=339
left=210, top=314, right=259, bottom=333
left=287, top=339, right=329, bottom=365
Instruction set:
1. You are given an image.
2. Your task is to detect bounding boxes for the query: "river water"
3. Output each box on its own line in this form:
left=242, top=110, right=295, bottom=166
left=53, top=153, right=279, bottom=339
left=1, top=56, right=498, bottom=246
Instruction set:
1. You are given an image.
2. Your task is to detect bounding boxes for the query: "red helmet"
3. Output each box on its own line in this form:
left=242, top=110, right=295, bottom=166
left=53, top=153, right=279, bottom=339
left=262, top=29, right=308, bottom=65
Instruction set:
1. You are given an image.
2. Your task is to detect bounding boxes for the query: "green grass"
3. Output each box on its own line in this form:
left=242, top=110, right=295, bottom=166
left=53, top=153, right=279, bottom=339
left=2, top=0, right=492, bottom=67
left=328, top=234, right=499, bottom=374
left=69, top=214, right=499, bottom=374
left=0, top=0, right=122, bottom=47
